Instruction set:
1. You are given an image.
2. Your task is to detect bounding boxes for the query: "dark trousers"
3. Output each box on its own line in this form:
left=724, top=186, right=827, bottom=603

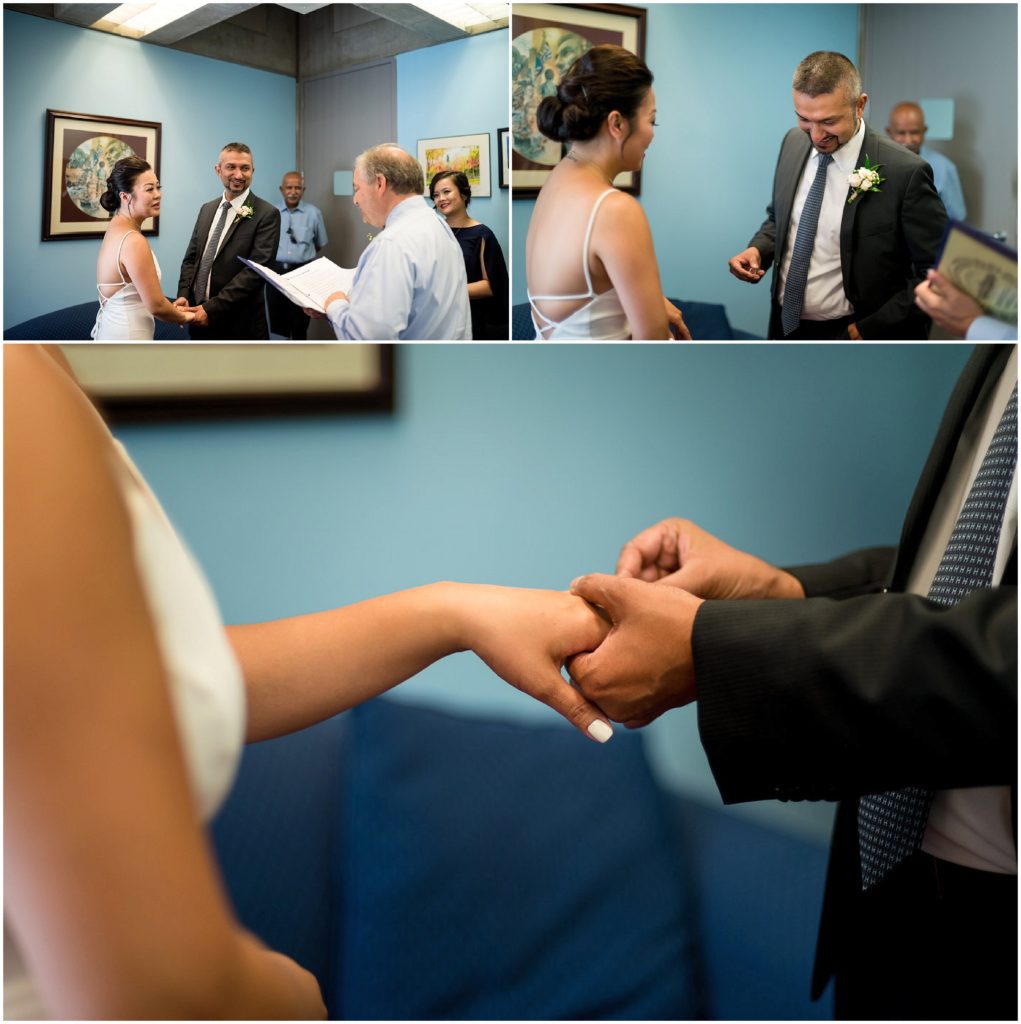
left=834, top=851, right=1017, bottom=1020
left=772, top=310, right=857, bottom=341
left=267, top=260, right=311, bottom=340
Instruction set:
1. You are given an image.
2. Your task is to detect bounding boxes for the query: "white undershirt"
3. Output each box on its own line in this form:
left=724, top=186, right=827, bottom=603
left=778, top=119, right=865, bottom=321
left=905, top=346, right=1017, bottom=874
left=198, top=188, right=251, bottom=301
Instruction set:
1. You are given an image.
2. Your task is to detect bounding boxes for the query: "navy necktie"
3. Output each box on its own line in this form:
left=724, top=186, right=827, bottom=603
left=781, top=152, right=832, bottom=337
left=857, top=383, right=1018, bottom=891
left=192, top=200, right=232, bottom=305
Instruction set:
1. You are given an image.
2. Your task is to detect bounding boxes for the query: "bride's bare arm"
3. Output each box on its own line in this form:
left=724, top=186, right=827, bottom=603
left=118, top=231, right=192, bottom=324
left=4, top=347, right=324, bottom=1019
left=593, top=193, right=672, bottom=340
left=227, top=582, right=612, bottom=744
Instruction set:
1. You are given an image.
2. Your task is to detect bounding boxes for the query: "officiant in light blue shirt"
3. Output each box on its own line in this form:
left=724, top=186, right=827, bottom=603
left=322, top=145, right=471, bottom=341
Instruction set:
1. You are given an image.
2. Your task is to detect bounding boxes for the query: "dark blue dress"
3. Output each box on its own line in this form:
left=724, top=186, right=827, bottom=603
left=451, top=223, right=509, bottom=340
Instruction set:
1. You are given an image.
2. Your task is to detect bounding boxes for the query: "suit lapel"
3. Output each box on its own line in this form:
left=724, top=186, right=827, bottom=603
left=890, top=345, right=1014, bottom=587
left=217, top=192, right=256, bottom=255
left=839, top=124, right=874, bottom=294
left=775, top=130, right=812, bottom=266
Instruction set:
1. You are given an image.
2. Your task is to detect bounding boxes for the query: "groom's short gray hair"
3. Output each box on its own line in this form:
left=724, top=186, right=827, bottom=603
left=792, top=51, right=862, bottom=105
left=357, top=144, right=424, bottom=196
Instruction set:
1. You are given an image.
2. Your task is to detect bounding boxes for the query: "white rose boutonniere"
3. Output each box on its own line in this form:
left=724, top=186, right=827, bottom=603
left=847, top=156, right=885, bottom=204
left=237, top=203, right=254, bottom=220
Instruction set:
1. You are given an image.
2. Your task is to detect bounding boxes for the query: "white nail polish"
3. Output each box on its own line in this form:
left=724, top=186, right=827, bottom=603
left=587, top=720, right=613, bottom=743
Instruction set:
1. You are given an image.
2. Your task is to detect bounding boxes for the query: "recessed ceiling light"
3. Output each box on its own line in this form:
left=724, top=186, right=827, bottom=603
left=92, top=2, right=206, bottom=39
left=415, top=1, right=508, bottom=33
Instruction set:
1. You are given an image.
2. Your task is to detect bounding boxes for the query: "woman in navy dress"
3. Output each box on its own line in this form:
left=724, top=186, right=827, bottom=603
left=430, top=171, right=509, bottom=339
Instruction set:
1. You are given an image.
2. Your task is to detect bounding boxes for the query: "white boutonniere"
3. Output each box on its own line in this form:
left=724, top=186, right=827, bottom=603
left=847, top=156, right=885, bottom=204
left=237, top=203, right=254, bottom=219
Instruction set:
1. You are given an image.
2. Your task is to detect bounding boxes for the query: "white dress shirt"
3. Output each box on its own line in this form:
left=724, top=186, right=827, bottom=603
left=326, top=196, right=471, bottom=340
left=198, top=188, right=252, bottom=302
left=778, top=119, right=866, bottom=321
left=905, top=346, right=1018, bottom=874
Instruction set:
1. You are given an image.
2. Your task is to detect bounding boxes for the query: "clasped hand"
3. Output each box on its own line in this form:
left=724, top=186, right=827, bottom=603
left=562, top=518, right=805, bottom=728
left=172, top=297, right=205, bottom=326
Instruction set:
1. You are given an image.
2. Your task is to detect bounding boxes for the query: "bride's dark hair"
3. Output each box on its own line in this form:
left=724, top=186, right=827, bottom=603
left=537, top=44, right=653, bottom=143
left=99, top=156, right=152, bottom=215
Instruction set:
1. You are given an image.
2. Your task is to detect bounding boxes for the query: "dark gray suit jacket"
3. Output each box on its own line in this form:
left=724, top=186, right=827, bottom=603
left=177, top=192, right=280, bottom=340
left=691, top=345, right=1017, bottom=997
left=749, top=123, right=947, bottom=339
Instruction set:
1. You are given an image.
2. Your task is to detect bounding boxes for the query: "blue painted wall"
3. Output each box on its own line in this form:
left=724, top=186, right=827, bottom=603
left=511, top=4, right=860, bottom=337
left=3, top=14, right=511, bottom=331
left=397, top=30, right=509, bottom=260
left=115, top=342, right=972, bottom=842
left=2, top=9, right=296, bottom=329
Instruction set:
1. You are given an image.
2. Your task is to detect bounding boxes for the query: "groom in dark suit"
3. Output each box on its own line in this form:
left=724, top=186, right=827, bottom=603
left=176, top=142, right=280, bottom=340
left=728, top=52, right=947, bottom=340
left=568, top=343, right=1017, bottom=1018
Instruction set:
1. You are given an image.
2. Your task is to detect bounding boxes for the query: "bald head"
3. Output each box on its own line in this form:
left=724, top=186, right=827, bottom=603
left=887, top=101, right=926, bottom=154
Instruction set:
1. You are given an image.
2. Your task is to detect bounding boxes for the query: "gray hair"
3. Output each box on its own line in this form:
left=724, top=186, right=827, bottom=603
left=792, top=51, right=862, bottom=105
left=356, top=144, right=423, bottom=196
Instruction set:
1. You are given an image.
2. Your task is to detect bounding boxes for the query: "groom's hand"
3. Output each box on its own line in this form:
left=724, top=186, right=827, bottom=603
left=173, top=297, right=189, bottom=308
left=190, top=305, right=209, bottom=327
left=728, top=246, right=766, bottom=283
left=616, top=517, right=805, bottom=601
left=568, top=574, right=702, bottom=727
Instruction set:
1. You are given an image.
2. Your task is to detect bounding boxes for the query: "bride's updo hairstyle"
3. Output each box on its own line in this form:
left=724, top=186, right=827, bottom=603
left=99, top=156, right=152, bottom=215
left=537, top=44, right=653, bottom=143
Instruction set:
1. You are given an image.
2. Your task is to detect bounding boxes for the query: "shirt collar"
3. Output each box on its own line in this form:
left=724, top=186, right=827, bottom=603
left=384, top=194, right=425, bottom=229
left=224, top=188, right=252, bottom=210
left=278, top=199, right=304, bottom=214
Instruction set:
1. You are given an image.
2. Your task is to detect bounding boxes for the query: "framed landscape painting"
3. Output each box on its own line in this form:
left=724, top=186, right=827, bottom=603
left=44, top=109, right=161, bottom=240
left=417, top=132, right=492, bottom=198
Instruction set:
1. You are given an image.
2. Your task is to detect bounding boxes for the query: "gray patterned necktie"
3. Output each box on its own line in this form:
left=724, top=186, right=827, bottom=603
left=857, top=383, right=1018, bottom=891
left=192, top=200, right=232, bottom=305
left=781, top=152, right=832, bottom=337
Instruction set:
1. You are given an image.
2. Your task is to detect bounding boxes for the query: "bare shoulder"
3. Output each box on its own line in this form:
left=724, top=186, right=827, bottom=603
left=596, top=189, right=648, bottom=229
left=4, top=344, right=124, bottom=548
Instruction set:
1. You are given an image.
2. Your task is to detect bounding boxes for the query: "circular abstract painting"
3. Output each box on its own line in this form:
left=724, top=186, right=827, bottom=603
left=512, top=26, right=591, bottom=166
left=64, top=135, right=136, bottom=218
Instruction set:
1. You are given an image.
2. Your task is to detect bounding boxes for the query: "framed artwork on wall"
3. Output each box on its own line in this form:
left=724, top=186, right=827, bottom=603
left=61, top=344, right=395, bottom=422
left=43, top=109, right=162, bottom=241
left=417, top=132, right=492, bottom=198
left=497, top=127, right=510, bottom=189
left=511, top=3, right=647, bottom=197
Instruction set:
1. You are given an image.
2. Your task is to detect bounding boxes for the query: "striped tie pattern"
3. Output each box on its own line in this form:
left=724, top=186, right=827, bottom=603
left=857, top=383, right=1018, bottom=891
left=781, top=152, right=832, bottom=337
left=192, top=200, right=232, bottom=305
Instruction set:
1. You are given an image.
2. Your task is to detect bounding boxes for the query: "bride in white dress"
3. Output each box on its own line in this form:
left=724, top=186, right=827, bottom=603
left=91, top=157, right=194, bottom=340
left=525, top=45, right=690, bottom=341
left=4, top=345, right=613, bottom=1019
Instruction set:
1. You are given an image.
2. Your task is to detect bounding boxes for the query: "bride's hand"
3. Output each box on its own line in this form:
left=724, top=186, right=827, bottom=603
left=180, top=310, right=196, bottom=324
left=664, top=298, right=691, bottom=340
left=447, top=583, right=613, bottom=742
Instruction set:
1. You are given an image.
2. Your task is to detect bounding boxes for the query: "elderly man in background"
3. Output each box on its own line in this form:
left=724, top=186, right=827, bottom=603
left=269, top=171, right=328, bottom=339
left=887, top=101, right=967, bottom=222
left=321, top=144, right=471, bottom=340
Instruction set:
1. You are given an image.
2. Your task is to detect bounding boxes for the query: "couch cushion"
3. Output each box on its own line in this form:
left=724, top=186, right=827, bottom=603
left=337, top=698, right=701, bottom=1020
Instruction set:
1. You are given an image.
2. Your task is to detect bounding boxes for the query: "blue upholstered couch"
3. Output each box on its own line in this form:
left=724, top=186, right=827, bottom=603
left=4, top=301, right=185, bottom=340
left=211, top=698, right=834, bottom=1019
